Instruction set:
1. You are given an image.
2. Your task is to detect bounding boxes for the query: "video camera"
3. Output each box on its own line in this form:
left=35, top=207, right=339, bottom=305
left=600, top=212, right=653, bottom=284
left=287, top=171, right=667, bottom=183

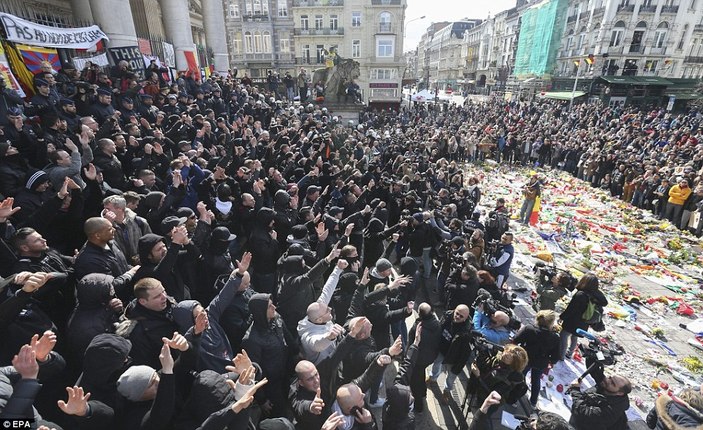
left=473, top=288, right=522, bottom=331
left=576, top=328, right=624, bottom=366
left=533, top=262, right=578, bottom=291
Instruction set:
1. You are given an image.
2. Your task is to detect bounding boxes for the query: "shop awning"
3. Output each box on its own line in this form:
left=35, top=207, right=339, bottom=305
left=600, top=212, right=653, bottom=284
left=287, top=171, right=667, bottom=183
left=665, top=92, right=703, bottom=100
left=599, top=76, right=673, bottom=86
left=541, top=91, right=587, bottom=100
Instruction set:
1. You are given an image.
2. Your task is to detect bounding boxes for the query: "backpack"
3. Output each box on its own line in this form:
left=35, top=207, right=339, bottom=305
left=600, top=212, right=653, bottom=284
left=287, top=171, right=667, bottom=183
left=582, top=297, right=604, bottom=330
left=487, top=213, right=508, bottom=234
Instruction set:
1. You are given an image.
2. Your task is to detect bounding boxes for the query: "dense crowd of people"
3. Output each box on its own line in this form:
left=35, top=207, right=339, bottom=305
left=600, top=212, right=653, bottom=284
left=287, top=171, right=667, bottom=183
left=0, top=58, right=702, bottom=430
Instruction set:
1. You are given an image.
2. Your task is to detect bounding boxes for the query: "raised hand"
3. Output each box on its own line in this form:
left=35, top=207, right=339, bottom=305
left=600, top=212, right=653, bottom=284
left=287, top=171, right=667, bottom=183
left=360, top=267, right=370, bottom=286
left=236, top=252, right=252, bottom=274
left=326, top=247, right=341, bottom=263
left=326, top=324, right=345, bottom=340
left=322, top=411, right=345, bottom=430
left=344, top=223, right=354, bottom=237
left=354, top=407, right=373, bottom=424
left=194, top=309, right=209, bottom=335
left=0, top=197, right=20, bottom=221
left=12, top=344, right=38, bottom=379
left=337, top=259, right=348, bottom=270
left=83, top=163, right=97, bottom=181
left=310, top=387, right=325, bottom=415
left=57, top=386, right=91, bottom=417
left=31, top=330, right=57, bottom=362
left=377, top=354, right=392, bottom=366
left=225, top=349, right=253, bottom=376
left=159, top=342, right=174, bottom=374
left=388, top=335, right=403, bottom=356
left=161, top=332, right=189, bottom=351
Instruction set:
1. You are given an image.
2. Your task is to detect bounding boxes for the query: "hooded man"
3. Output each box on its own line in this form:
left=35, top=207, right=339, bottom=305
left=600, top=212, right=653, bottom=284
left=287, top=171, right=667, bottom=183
left=132, top=228, right=192, bottom=302
left=241, top=293, right=299, bottom=418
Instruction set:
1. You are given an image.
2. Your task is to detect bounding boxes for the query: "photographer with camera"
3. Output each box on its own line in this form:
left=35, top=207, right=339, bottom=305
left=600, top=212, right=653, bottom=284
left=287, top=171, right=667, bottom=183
left=470, top=391, right=571, bottom=430
left=513, top=310, right=561, bottom=408
left=568, top=356, right=632, bottom=430
left=466, top=344, right=529, bottom=419
left=473, top=292, right=513, bottom=346
left=436, top=236, right=466, bottom=300
left=488, top=232, right=515, bottom=288
left=533, top=263, right=576, bottom=311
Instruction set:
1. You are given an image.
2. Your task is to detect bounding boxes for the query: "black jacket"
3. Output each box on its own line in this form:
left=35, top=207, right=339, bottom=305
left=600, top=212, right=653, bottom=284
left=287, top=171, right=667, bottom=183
left=277, top=256, right=329, bottom=333
left=119, top=300, right=180, bottom=370
left=133, top=238, right=193, bottom=302
left=570, top=387, right=630, bottom=430
left=73, top=241, right=133, bottom=301
left=436, top=311, right=473, bottom=375
left=560, top=289, right=608, bottom=334
left=248, top=208, right=281, bottom=275
left=512, top=324, right=560, bottom=370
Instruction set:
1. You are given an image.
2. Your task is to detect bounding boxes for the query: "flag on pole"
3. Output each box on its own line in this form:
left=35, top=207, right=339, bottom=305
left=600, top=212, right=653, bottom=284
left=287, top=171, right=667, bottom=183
left=573, top=59, right=581, bottom=67
left=585, top=54, right=595, bottom=65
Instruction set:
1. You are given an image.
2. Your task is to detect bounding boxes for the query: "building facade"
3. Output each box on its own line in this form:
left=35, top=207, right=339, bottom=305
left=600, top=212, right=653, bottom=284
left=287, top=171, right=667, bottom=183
left=0, top=0, right=231, bottom=74
left=554, top=0, right=703, bottom=80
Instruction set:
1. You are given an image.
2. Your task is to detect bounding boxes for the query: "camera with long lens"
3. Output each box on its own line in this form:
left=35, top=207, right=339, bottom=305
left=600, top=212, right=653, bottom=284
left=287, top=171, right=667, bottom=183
left=577, top=329, right=624, bottom=366
left=533, top=262, right=577, bottom=291
left=472, top=289, right=522, bottom=331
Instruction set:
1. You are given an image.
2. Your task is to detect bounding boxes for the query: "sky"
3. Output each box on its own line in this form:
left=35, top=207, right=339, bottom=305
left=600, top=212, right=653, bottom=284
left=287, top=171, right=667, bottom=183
left=403, top=0, right=519, bottom=52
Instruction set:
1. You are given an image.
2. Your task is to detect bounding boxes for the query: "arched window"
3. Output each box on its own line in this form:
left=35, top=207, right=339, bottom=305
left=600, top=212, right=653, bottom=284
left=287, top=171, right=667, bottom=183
left=263, top=31, right=271, bottom=53
left=654, top=22, right=668, bottom=48
left=610, top=21, right=625, bottom=46
left=244, top=31, right=253, bottom=53
left=678, top=24, right=688, bottom=50
left=379, top=12, right=392, bottom=32
left=254, top=31, right=262, bottom=53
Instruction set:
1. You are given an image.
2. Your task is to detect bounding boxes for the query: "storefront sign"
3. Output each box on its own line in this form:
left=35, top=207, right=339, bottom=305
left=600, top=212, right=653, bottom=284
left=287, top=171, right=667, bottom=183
left=0, top=12, right=107, bottom=49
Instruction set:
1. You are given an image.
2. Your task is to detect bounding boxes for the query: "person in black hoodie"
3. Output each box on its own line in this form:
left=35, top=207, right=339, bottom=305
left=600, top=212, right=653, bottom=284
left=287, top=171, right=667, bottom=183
left=132, top=229, right=191, bottom=302
left=61, top=333, right=132, bottom=429
left=361, top=208, right=402, bottom=269
left=405, top=303, right=441, bottom=413
left=248, top=207, right=281, bottom=296
left=66, top=274, right=124, bottom=373
left=382, top=323, right=422, bottom=430
left=445, top=264, right=480, bottom=312
left=276, top=247, right=336, bottom=334
left=330, top=272, right=359, bottom=324
left=242, top=293, right=298, bottom=418
left=513, top=310, right=560, bottom=407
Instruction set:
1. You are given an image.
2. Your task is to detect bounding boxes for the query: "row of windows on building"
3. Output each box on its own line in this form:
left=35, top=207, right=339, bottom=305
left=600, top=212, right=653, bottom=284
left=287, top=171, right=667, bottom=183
left=226, top=3, right=394, bottom=32
left=230, top=33, right=395, bottom=59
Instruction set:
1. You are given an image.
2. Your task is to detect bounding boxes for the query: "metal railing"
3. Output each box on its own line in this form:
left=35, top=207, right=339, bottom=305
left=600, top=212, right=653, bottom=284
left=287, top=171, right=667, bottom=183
left=294, top=28, right=344, bottom=35
left=629, top=44, right=644, bottom=53
left=371, top=0, right=401, bottom=4
left=639, top=5, right=658, bottom=12
left=292, top=0, right=344, bottom=6
left=661, top=5, right=679, bottom=13
left=592, top=7, right=606, bottom=15
left=242, top=13, right=270, bottom=21
left=379, top=23, right=392, bottom=32
left=684, top=56, right=703, bottom=63
left=617, top=4, right=635, bottom=12
left=695, top=24, right=703, bottom=32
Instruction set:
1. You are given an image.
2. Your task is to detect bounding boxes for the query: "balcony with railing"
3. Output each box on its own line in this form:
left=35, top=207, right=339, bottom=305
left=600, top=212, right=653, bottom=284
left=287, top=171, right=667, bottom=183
left=660, top=5, right=679, bottom=13
left=292, top=0, right=344, bottom=6
left=242, top=13, right=270, bottom=21
left=275, top=53, right=295, bottom=62
left=378, top=22, right=393, bottom=32
left=629, top=44, right=644, bottom=53
left=684, top=56, right=703, bottom=63
left=370, top=0, right=401, bottom=4
left=695, top=24, right=703, bottom=32
left=639, top=5, right=657, bottom=12
left=649, top=46, right=667, bottom=55
left=294, top=27, right=344, bottom=35
left=592, top=6, right=606, bottom=15
left=617, top=4, right=635, bottom=12
left=242, top=53, right=274, bottom=61
left=567, top=14, right=577, bottom=23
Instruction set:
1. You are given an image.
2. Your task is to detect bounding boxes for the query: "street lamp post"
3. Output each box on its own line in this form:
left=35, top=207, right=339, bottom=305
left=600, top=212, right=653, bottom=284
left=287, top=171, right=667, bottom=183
left=403, top=15, right=426, bottom=51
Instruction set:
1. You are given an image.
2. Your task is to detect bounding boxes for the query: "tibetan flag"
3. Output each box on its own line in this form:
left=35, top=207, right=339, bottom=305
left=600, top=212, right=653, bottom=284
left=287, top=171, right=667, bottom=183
left=16, top=44, right=60, bottom=74
left=2, top=41, right=34, bottom=96
left=529, top=196, right=541, bottom=226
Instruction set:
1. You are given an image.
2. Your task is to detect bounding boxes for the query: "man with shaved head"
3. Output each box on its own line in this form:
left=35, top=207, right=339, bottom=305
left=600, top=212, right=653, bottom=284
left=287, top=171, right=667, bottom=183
left=298, top=258, right=348, bottom=364
left=428, top=304, right=473, bottom=402
left=290, top=317, right=372, bottom=430
left=73, top=217, right=139, bottom=301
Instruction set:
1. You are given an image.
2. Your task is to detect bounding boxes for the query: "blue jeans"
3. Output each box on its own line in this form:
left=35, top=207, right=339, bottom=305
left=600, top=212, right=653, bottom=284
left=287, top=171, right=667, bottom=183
left=519, top=198, right=536, bottom=224
left=286, top=87, right=294, bottom=101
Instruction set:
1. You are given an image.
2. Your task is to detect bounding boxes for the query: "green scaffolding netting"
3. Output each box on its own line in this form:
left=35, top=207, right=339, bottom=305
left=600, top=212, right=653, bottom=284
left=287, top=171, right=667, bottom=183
left=513, top=0, right=568, bottom=78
